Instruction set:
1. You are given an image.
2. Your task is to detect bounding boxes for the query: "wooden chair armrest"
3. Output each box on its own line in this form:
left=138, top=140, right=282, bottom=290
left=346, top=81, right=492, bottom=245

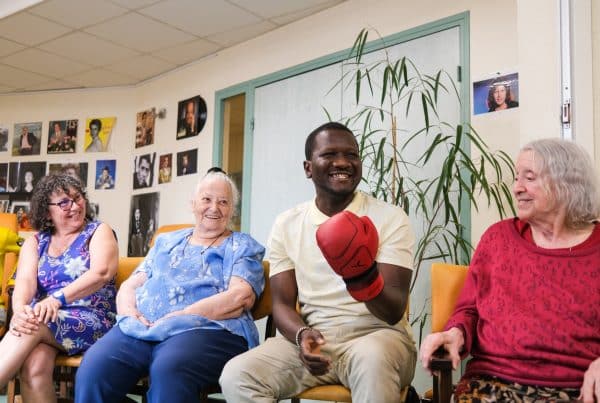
left=431, top=347, right=453, bottom=403
left=6, top=285, right=14, bottom=327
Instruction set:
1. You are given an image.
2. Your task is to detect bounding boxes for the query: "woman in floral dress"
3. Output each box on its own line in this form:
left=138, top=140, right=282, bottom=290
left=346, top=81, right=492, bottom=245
left=0, top=174, right=118, bottom=402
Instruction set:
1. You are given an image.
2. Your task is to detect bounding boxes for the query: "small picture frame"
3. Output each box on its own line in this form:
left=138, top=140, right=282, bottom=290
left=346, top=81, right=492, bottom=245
left=135, top=109, right=156, bottom=148
left=176, top=96, right=207, bottom=140
left=84, top=117, right=116, bottom=152
left=47, top=119, right=77, bottom=154
left=176, top=149, right=197, bottom=176
left=95, top=160, right=116, bottom=190
left=0, top=125, right=8, bottom=153
left=89, top=202, right=100, bottom=220
left=473, top=72, right=519, bottom=115
left=10, top=201, right=32, bottom=231
left=158, top=153, right=172, bottom=184
left=13, top=122, right=42, bottom=156
left=0, top=198, right=9, bottom=213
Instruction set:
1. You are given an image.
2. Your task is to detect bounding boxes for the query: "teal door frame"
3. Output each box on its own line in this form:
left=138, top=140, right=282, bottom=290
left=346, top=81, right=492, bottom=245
left=213, top=12, right=471, bottom=236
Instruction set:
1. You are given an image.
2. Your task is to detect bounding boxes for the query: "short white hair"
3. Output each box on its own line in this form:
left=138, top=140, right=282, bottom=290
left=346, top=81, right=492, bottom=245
left=192, top=171, right=240, bottom=218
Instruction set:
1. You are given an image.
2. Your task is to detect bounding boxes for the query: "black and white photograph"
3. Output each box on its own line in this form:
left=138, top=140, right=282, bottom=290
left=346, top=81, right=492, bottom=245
left=0, top=125, right=8, bottom=152
left=0, top=163, right=7, bottom=192
left=128, top=192, right=159, bottom=257
left=133, top=153, right=156, bottom=189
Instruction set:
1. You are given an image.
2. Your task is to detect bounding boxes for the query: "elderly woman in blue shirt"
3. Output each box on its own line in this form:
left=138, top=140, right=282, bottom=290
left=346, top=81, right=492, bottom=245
left=75, top=170, right=265, bottom=403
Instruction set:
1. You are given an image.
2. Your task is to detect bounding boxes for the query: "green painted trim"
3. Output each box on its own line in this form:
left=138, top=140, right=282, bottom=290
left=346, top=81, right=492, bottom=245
left=459, top=11, right=472, bottom=262
left=213, top=11, right=471, bottom=239
left=240, top=90, right=255, bottom=233
left=213, top=82, right=252, bottom=166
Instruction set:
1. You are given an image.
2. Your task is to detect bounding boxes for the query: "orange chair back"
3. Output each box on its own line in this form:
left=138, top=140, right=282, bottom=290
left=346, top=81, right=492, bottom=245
left=150, top=224, right=193, bottom=247
left=116, top=257, right=143, bottom=289
left=431, top=262, right=469, bottom=332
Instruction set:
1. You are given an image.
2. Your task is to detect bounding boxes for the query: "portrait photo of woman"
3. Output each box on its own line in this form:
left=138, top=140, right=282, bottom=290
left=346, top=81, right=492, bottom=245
left=473, top=72, right=519, bottom=115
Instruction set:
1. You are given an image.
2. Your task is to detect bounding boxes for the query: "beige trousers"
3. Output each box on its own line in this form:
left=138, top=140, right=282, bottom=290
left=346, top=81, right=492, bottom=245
left=220, top=324, right=416, bottom=403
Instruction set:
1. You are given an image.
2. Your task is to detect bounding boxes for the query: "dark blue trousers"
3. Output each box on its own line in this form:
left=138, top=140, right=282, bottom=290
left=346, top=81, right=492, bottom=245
left=75, top=326, right=247, bottom=403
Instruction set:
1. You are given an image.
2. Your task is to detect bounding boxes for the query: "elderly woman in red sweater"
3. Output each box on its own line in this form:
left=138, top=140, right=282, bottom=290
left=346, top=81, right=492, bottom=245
left=420, top=138, right=600, bottom=403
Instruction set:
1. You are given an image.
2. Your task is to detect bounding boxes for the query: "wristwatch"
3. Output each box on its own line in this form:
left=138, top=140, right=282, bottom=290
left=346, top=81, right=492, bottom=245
left=52, top=290, right=67, bottom=307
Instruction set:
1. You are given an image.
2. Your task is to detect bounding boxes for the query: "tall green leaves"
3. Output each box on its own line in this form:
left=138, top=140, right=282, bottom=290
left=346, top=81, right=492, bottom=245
left=334, top=29, right=515, bottom=291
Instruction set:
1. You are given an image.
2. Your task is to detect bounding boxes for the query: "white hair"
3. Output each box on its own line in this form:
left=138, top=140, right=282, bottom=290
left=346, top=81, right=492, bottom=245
left=192, top=171, right=240, bottom=219
left=521, top=138, right=600, bottom=228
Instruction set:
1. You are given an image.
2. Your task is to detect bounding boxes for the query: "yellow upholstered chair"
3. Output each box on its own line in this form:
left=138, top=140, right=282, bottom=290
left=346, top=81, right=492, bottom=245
left=6, top=224, right=193, bottom=402
left=427, top=262, right=469, bottom=403
left=5, top=255, right=144, bottom=403
left=6, top=223, right=272, bottom=403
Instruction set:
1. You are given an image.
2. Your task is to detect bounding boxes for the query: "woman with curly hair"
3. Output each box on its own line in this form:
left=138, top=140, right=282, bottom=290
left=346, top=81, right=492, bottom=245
left=0, top=173, right=118, bottom=402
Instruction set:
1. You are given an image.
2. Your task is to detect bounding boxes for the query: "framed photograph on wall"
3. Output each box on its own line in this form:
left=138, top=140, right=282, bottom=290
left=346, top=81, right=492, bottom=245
left=10, top=201, right=32, bottom=231
left=0, top=163, right=7, bottom=192
left=176, top=149, right=197, bottom=176
left=7, top=162, right=47, bottom=194
left=158, top=153, right=172, bottom=184
left=128, top=192, right=159, bottom=257
left=13, top=122, right=42, bottom=156
left=176, top=96, right=207, bottom=140
left=135, top=108, right=156, bottom=148
left=0, top=194, right=9, bottom=213
left=84, top=117, right=116, bottom=152
left=47, top=119, right=77, bottom=154
left=473, top=72, right=519, bottom=115
left=89, top=202, right=100, bottom=220
left=95, top=159, right=116, bottom=190
left=0, top=125, right=8, bottom=153
left=133, top=153, right=155, bottom=189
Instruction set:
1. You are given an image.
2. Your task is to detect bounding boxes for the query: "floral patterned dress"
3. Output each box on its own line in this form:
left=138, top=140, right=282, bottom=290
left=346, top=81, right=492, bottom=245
left=36, top=221, right=116, bottom=355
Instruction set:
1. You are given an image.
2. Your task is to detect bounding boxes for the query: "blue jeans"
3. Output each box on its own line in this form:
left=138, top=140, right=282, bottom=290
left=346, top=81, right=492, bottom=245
left=75, top=326, right=247, bottom=403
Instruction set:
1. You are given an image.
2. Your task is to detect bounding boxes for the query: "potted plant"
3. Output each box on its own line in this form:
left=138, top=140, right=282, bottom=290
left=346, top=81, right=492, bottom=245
left=327, top=29, right=515, bottom=342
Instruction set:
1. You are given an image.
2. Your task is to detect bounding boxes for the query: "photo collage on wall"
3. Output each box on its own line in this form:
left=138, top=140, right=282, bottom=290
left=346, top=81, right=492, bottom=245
left=3, top=94, right=210, bottom=238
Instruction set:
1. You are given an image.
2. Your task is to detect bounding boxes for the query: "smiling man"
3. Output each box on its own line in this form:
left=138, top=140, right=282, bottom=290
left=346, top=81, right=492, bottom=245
left=220, top=122, right=417, bottom=402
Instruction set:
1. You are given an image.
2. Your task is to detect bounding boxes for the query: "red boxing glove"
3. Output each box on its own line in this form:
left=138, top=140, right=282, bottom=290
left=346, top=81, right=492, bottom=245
left=316, top=211, right=384, bottom=301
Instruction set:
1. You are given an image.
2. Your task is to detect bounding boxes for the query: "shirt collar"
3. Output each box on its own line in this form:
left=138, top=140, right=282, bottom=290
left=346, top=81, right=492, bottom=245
left=308, top=191, right=364, bottom=225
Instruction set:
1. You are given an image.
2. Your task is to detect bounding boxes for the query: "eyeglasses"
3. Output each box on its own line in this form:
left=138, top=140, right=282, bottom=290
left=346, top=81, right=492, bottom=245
left=49, top=194, right=82, bottom=211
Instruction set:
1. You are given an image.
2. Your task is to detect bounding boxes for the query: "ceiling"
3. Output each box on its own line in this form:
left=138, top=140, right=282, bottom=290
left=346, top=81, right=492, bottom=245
left=0, top=0, right=346, bottom=95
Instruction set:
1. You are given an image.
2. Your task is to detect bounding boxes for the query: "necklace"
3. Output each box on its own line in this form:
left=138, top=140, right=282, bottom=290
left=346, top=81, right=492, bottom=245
left=185, top=230, right=226, bottom=255
left=170, top=230, right=227, bottom=269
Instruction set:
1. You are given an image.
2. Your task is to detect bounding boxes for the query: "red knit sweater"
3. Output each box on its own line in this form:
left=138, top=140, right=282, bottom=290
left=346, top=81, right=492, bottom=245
left=445, top=218, right=600, bottom=387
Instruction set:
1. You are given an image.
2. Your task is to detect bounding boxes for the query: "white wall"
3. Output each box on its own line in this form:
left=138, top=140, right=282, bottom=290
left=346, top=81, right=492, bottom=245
left=1, top=0, right=593, bottom=394
left=1, top=0, right=532, bottom=254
